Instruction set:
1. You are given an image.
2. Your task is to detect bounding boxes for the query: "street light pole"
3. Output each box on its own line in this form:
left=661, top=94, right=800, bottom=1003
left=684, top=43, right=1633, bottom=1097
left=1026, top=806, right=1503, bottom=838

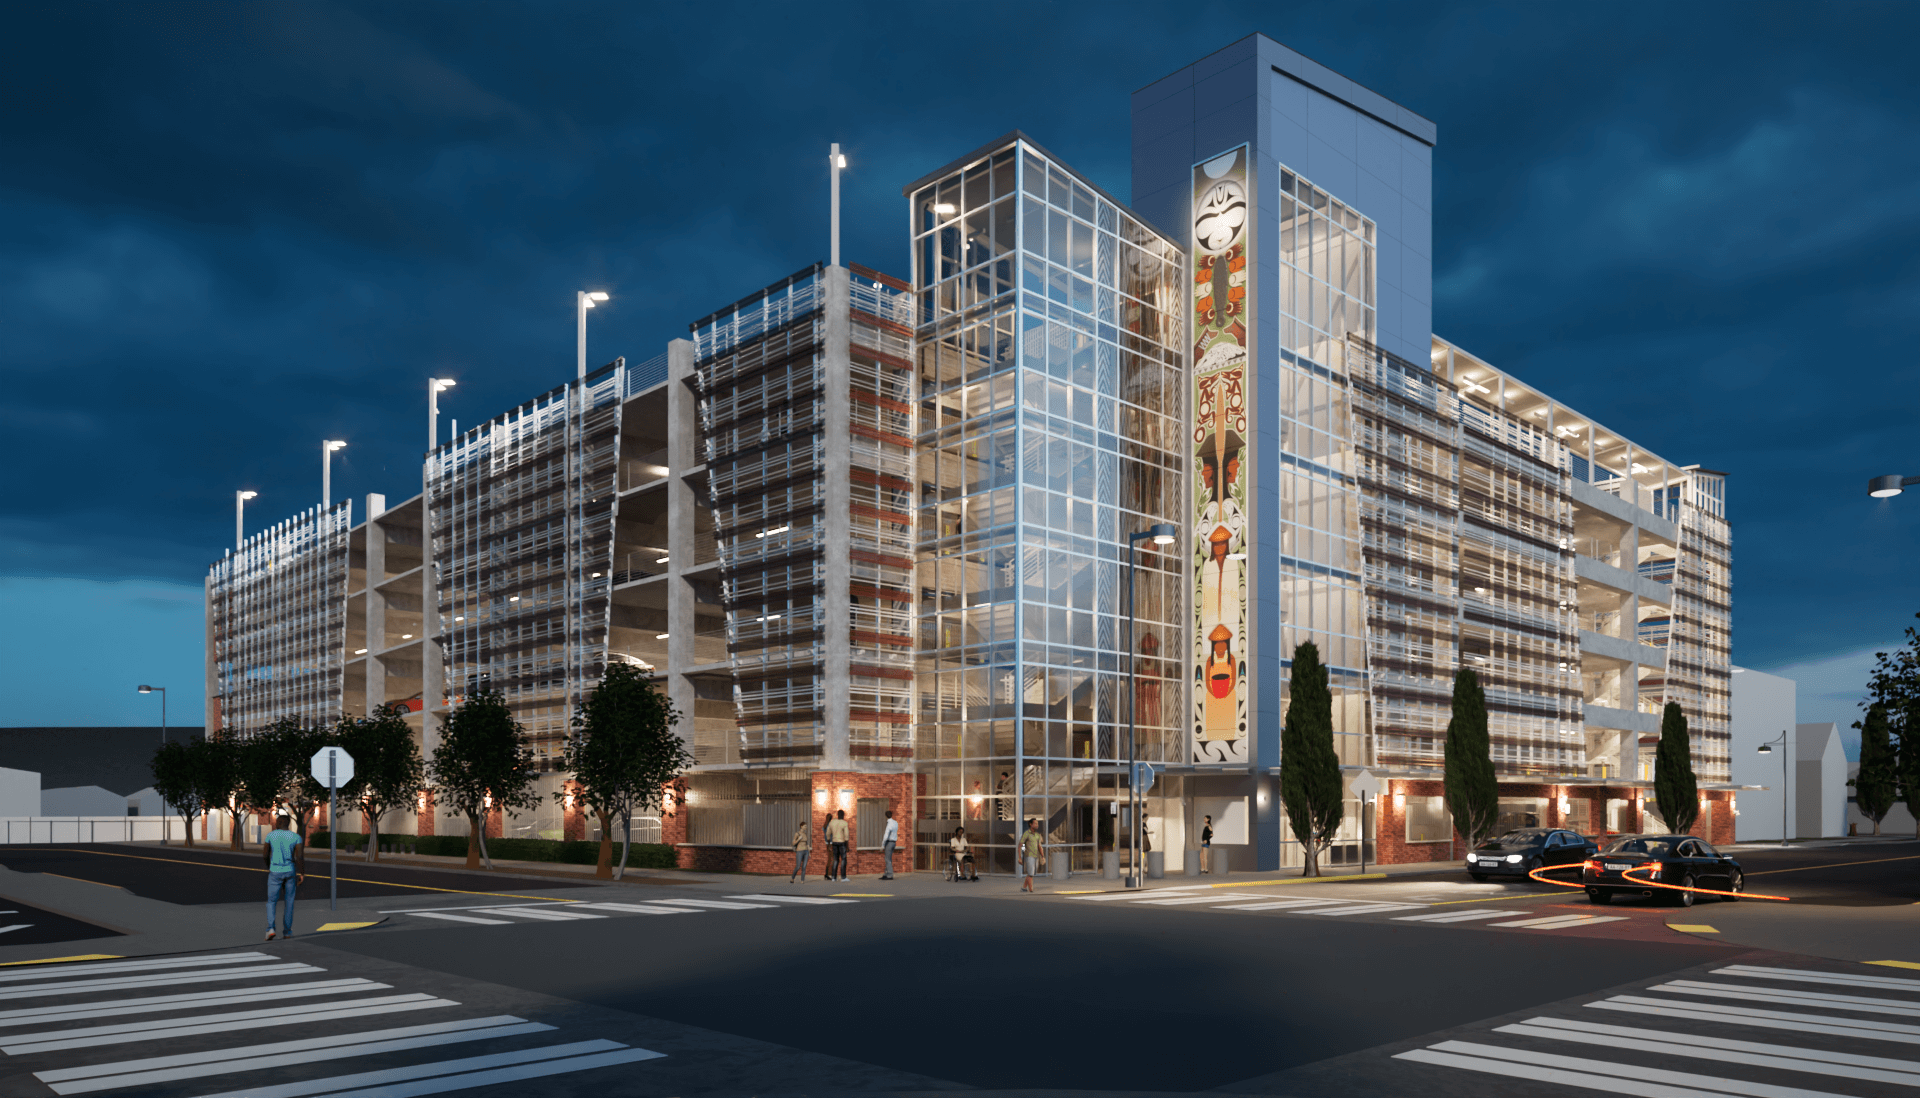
left=1125, top=523, right=1178, bottom=888
left=1758, top=730, right=1790, bottom=847
left=1868, top=474, right=1920, bottom=499
left=830, top=143, right=845, bottom=268
left=576, top=291, right=609, bottom=380
left=137, top=685, right=166, bottom=743
left=429, top=378, right=456, bottom=452
left=235, top=490, right=256, bottom=549
left=322, top=440, right=346, bottom=509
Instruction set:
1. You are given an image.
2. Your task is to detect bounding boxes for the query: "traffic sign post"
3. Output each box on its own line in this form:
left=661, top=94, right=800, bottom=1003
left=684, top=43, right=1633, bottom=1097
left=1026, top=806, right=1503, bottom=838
left=1350, top=770, right=1381, bottom=875
left=311, top=747, right=355, bottom=911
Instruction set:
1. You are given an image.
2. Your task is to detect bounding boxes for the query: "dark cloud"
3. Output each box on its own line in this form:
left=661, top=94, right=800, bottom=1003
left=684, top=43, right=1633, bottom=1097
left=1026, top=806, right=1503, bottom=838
left=2, top=0, right=1917, bottom=697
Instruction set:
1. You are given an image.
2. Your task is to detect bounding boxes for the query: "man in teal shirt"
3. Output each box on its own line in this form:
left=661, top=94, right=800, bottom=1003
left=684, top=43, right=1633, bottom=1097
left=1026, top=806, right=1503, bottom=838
left=262, top=814, right=304, bottom=941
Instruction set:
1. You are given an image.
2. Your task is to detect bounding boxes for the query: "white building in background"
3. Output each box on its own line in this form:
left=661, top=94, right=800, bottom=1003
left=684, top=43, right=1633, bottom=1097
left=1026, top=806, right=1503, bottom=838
left=40, top=786, right=126, bottom=817
left=0, top=768, right=37, bottom=818
left=1793, top=723, right=1847, bottom=839
left=1731, top=666, right=1795, bottom=841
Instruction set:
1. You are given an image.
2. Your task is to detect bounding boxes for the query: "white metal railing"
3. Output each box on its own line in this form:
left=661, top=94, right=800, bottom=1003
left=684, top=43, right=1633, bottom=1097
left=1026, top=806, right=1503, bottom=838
left=705, top=401, right=826, bottom=464
left=2, top=817, right=188, bottom=844
left=849, top=280, right=914, bottom=326
left=697, top=280, right=823, bottom=363
left=702, top=359, right=823, bottom=431
left=709, top=437, right=825, bottom=500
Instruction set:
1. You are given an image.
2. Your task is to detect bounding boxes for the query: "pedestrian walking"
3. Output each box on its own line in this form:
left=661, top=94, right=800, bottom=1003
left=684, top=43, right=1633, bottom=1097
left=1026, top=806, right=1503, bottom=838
left=880, top=809, right=898, bottom=880
left=790, top=817, right=811, bottom=883
left=1019, top=817, right=1044, bottom=892
left=1200, top=814, right=1213, bottom=874
left=826, top=809, right=851, bottom=881
left=262, top=813, right=304, bottom=941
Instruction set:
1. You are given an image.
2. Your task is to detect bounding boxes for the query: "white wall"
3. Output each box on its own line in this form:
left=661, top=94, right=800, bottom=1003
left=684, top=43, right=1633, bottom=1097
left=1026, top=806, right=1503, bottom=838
left=41, top=785, right=126, bottom=816
left=0, top=768, right=39, bottom=818
left=1796, top=723, right=1848, bottom=838
left=1731, top=666, right=1796, bottom=841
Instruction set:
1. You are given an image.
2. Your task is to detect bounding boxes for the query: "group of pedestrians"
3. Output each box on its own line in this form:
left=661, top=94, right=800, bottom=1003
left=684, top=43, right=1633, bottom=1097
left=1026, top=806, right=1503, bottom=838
left=790, top=808, right=900, bottom=882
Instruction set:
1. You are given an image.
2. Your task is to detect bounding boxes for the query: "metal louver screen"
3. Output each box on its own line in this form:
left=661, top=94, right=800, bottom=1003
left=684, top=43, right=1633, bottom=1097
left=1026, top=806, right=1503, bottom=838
left=856, top=798, right=890, bottom=849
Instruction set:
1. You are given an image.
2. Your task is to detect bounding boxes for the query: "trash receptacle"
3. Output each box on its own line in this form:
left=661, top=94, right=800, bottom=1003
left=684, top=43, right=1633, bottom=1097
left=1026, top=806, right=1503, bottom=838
left=1210, top=847, right=1230, bottom=875
left=1049, top=849, right=1070, bottom=880
left=1147, top=851, right=1165, bottom=879
left=1184, top=849, right=1202, bottom=876
left=1102, top=851, right=1120, bottom=879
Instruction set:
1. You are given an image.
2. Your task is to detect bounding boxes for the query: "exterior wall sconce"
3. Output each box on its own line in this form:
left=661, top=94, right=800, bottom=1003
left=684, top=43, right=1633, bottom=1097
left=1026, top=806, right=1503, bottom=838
left=838, top=788, right=854, bottom=809
left=814, top=788, right=829, bottom=806
left=1558, top=797, right=1572, bottom=814
left=1393, top=792, right=1405, bottom=809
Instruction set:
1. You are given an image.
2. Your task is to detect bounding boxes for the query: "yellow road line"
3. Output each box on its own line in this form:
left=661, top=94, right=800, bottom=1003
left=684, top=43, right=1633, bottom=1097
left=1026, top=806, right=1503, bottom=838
left=37, top=873, right=126, bottom=890
left=1867, top=960, right=1920, bottom=971
left=1669, top=924, right=1719, bottom=933
left=1749, top=853, right=1920, bottom=876
left=0, top=954, right=121, bottom=966
left=23, top=848, right=576, bottom=903
left=314, top=921, right=381, bottom=932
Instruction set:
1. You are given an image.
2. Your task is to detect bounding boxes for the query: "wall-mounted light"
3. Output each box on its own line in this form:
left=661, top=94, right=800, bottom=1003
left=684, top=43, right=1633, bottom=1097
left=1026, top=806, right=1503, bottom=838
left=838, top=788, right=854, bottom=809
left=1393, top=792, right=1405, bottom=809
left=1558, top=797, right=1571, bottom=814
left=814, top=787, right=829, bottom=806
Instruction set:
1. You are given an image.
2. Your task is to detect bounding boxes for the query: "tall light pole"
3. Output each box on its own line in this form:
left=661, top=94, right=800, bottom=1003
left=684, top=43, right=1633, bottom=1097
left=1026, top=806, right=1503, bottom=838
left=1868, top=474, right=1920, bottom=498
left=1757, top=731, right=1790, bottom=847
left=235, top=490, right=257, bottom=549
left=829, top=143, right=846, bottom=268
left=137, top=685, right=167, bottom=744
left=576, top=291, right=609, bottom=380
left=429, top=378, right=456, bottom=452
left=322, top=440, right=346, bottom=508
left=1125, top=523, right=1178, bottom=888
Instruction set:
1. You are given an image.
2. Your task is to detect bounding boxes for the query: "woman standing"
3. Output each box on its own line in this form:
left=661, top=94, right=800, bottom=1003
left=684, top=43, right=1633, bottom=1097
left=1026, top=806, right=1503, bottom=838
left=790, top=817, right=811, bottom=883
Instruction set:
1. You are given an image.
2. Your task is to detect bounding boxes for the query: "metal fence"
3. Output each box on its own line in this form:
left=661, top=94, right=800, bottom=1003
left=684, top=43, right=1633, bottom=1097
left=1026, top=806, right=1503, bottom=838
left=1, top=817, right=188, bottom=844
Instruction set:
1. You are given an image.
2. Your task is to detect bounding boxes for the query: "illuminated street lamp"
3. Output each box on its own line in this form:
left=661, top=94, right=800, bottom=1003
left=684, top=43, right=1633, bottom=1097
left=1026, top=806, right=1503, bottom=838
left=1124, top=523, right=1179, bottom=888
left=137, top=685, right=167, bottom=744
left=1757, top=731, right=1789, bottom=847
left=1868, top=474, right=1920, bottom=499
left=830, top=143, right=847, bottom=267
left=429, top=378, right=457, bottom=452
left=577, top=291, right=610, bottom=380
left=235, top=490, right=257, bottom=549
left=322, top=440, right=347, bottom=508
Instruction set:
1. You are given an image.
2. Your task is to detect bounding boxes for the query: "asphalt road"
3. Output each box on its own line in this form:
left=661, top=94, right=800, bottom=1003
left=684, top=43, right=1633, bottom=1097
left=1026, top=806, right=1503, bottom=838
left=1728, top=839, right=1920, bottom=906
left=0, top=845, right=589, bottom=906
left=0, top=897, right=121, bottom=947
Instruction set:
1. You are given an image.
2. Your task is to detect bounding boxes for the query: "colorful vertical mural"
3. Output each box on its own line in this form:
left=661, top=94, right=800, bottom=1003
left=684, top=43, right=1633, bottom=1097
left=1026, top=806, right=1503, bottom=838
left=1191, top=145, right=1250, bottom=765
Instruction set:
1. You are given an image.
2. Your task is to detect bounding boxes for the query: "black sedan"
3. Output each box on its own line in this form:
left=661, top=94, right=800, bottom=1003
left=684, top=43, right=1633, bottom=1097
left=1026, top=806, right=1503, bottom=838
left=1581, top=834, right=1744, bottom=906
left=1465, top=828, right=1598, bottom=881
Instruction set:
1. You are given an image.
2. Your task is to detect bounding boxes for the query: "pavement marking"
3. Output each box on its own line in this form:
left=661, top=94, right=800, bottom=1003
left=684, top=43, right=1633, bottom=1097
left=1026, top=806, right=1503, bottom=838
left=0, top=952, right=273, bottom=984
left=408, top=912, right=510, bottom=925
left=28, top=847, right=577, bottom=902
left=635, top=898, right=773, bottom=910
left=1394, top=1046, right=1728, bottom=1097
left=38, top=1019, right=557, bottom=1095
left=1422, top=891, right=1568, bottom=907
left=1135, top=894, right=1265, bottom=906
left=1075, top=887, right=1211, bottom=901
left=0, top=979, right=387, bottom=1027
left=1651, top=979, right=1920, bottom=1017
left=469, top=907, right=605, bottom=921
left=314, top=922, right=381, bottom=932
left=1508, top=1016, right=1920, bottom=1081
left=1488, top=914, right=1626, bottom=929
left=1053, top=889, right=1105, bottom=894
left=0, top=955, right=120, bottom=966
left=726, top=894, right=859, bottom=905
left=379, top=901, right=582, bottom=914
left=1417, top=1039, right=1851, bottom=1098
left=1718, top=964, right=1920, bottom=992
left=564, top=902, right=700, bottom=915
left=36, top=873, right=127, bottom=890
left=1669, top=924, right=1719, bottom=933
left=1748, top=852, right=1920, bottom=876
left=1393, top=909, right=1518, bottom=923
left=0, top=926, right=29, bottom=936
left=3, top=994, right=454, bottom=1054
left=1594, top=995, right=1920, bottom=1042
left=185, top=1040, right=650, bottom=1098
left=1208, top=875, right=1386, bottom=888
left=0, top=963, right=322, bottom=1002
left=831, top=893, right=891, bottom=897
left=1301, top=902, right=1421, bottom=916
left=1872, top=961, right=1920, bottom=972
left=1211, top=899, right=1345, bottom=912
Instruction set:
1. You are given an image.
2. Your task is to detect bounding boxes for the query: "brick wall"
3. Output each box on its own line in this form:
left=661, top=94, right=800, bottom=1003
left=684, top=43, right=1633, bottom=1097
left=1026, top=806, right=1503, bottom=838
left=670, top=770, right=915, bottom=876
left=1372, top=781, right=1739, bottom=864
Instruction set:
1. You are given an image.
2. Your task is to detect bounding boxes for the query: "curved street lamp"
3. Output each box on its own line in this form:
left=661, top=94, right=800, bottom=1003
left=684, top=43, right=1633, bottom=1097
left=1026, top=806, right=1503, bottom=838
left=1868, top=474, right=1920, bottom=499
left=1756, top=730, right=1789, bottom=847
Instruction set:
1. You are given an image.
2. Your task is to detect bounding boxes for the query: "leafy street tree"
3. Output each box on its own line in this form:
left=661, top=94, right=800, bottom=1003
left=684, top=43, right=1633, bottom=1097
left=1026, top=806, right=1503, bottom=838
left=1279, top=642, right=1344, bottom=878
left=149, top=739, right=211, bottom=846
left=1443, top=667, right=1499, bottom=854
left=1653, top=702, right=1698, bottom=835
left=335, top=705, right=427, bottom=861
left=1852, top=702, right=1897, bottom=836
left=1901, top=698, right=1920, bottom=839
left=431, top=689, right=541, bottom=869
left=234, top=722, right=294, bottom=845
left=561, top=663, right=692, bottom=879
left=201, top=735, right=247, bottom=850
left=1862, top=616, right=1920, bottom=837
left=240, top=718, right=332, bottom=838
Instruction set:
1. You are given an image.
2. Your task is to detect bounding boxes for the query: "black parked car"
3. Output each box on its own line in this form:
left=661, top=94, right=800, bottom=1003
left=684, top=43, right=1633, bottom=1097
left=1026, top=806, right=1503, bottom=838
left=1465, top=828, right=1598, bottom=881
left=1581, top=834, right=1743, bottom=906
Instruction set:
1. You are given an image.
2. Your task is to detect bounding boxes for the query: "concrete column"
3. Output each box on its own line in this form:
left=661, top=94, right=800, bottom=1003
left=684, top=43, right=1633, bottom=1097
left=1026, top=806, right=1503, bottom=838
left=822, top=267, right=852, bottom=771
left=365, top=502, right=388, bottom=715
left=421, top=464, right=444, bottom=760
left=666, top=338, right=698, bottom=748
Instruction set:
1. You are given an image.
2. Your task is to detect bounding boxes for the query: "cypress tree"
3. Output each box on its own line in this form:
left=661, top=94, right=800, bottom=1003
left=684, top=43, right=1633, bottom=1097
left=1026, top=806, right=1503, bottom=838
left=1853, top=703, right=1896, bottom=836
left=1653, top=702, right=1698, bottom=835
left=1900, top=698, right=1920, bottom=840
left=1280, top=642, right=1344, bottom=877
left=1443, top=668, right=1497, bottom=852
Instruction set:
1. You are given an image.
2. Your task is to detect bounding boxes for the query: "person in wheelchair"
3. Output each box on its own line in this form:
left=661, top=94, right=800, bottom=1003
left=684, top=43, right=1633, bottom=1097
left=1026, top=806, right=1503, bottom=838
left=949, top=825, right=978, bottom=881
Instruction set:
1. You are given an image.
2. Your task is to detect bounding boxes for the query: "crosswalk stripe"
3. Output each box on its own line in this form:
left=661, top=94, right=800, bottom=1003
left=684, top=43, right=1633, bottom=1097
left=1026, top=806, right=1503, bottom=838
left=726, top=895, right=859, bottom=904
left=5, top=994, right=454, bottom=1054
left=1509, top=1016, right=1920, bottom=1079
left=0, top=979, right=384, bottom=1027
left=1077, top=888, right=1210, bottom=901
left=1652, top=980, right=1920, bottom=1017
left=1136, top=895, right=1256, bottom=906
left=565, top=903, right=700, bottom=915
left=1497, top=1022, right=1920, bottom=1089
left=469, top=908, right=605, bottom=921
left=1394, top=909, right=1517, bottom=923
left=40, top=1019, right=554, bottom=1094
left=289, top=1046, right=666, bottom=1098
left=1211, top=899, right=1346, bottom=912
left=1425, top=1039, right=1850, bottom=1098
left=186, top=1040, right=635, bottom=1098
left=409, top=912, right=510, bottom=925
left=0, top=926, right=29, bottom=936
left=1395, top=1046, right=1729, bottom=1097
left=0, top=953, right=273, bottom=984
left=1715, top=965, right=1920, bottom=994
left=0, top=963, right=319, bottom=1002
left=1594, top=996, right=1920, bottom=1043
left=1304, top=903, right=1419, bottom=916
left=640, top=899, right=774, bottom=910
left=1492, top=915, right=1627, bottom=930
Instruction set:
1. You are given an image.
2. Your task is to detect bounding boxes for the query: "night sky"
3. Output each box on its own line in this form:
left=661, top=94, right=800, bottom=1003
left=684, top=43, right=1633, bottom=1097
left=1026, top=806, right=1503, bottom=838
left=3, top=3, right=1915, bottom=746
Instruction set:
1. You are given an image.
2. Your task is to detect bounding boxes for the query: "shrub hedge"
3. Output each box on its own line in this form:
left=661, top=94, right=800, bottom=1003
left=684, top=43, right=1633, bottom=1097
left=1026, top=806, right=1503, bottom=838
left=305, top=832, right=678, bottom=869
